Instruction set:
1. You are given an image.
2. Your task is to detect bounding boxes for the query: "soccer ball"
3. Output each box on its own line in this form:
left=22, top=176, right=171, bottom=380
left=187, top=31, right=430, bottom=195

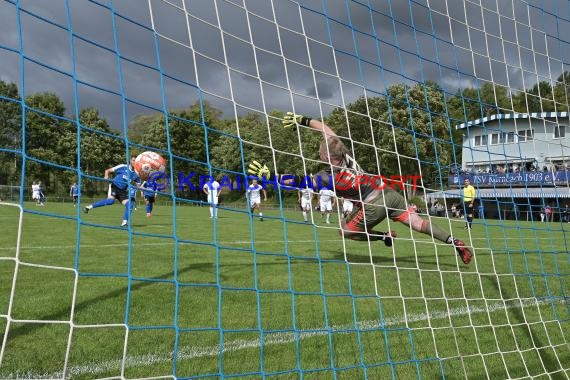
left=134, top=151, right=166, bottom=180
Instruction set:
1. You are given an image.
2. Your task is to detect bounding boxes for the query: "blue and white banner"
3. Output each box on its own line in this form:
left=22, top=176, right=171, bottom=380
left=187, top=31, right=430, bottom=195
left=449, top=171, right=570, bottom=186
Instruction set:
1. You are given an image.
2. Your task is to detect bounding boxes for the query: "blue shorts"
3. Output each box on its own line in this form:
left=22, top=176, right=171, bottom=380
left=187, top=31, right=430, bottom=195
left=110, top=184, right=129, bottom=202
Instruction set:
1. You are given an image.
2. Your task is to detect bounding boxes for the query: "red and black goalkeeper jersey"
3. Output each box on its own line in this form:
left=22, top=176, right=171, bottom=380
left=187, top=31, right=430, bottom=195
left=315, top=154, right=384, bottom=201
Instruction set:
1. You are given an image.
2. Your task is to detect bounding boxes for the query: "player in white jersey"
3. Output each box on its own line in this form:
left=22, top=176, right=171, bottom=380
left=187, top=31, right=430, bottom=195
left=203, top=178, right=221, bottom=219
left=247, top=179, right=267, bottom=221
left=318, top=188, right=335, bottom=224
left=31, top=181, right=41, bottom=205
left=298, top=186, right=314, bottom=223
left=341, top=198, right=353, bottom=217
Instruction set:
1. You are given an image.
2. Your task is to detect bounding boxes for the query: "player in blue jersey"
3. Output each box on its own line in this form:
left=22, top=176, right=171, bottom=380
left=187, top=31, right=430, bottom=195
left=38, top=181, right=46, bottom=205
left=141, top=181, right=158, bottom=217
left=70, top=182, right=79, bottom=207
left=83, top=156, right=142, bottom=227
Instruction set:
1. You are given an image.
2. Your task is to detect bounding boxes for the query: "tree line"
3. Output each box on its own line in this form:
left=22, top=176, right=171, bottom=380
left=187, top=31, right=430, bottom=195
left=1, top=74, right=569, bottom=200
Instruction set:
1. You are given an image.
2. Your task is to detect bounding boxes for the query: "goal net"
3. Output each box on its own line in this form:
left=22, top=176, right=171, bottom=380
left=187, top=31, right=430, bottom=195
left=0, top=185, right=21, bottom=202
left=1, top=0, right=568, bottom=378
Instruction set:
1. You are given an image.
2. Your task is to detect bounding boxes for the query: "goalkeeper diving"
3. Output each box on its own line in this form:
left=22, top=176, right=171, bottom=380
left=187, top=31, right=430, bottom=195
left=248, top=112, right=472, bottom=264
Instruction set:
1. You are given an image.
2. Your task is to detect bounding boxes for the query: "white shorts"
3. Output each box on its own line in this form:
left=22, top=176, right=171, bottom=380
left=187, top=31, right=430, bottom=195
left=32, top=193, right=39, bottom=200
left=208, top=196, right=219, bottom=205
left=320, top=201, right=332, bottom=212
left=343, top=201, right=353, bottom=213
left=250, top=198, right=261, bottom=208
left=301, top=199, right=311, bottom=210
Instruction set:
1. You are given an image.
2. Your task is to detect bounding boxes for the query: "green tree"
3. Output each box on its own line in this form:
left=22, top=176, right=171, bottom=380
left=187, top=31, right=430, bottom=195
left=78, top=109, right=124, bottom=172
left=210, top=113, right=266, bottom=174
left=0, top=81, right=21, bottom=150
left=529, top=81, right=555, bottom=112
left=0, top=80, right=22, bottom=183
left=24, top=92, right=73, bottom=190
left=480, top=82, right=512, bottom=114
left=447, top=82, right=512, bottom=123
left=133, top=102, right=217, bottom=175
left=130, top=102, right=227, bottom=199
left=53, top=108, right=125, bottom=194
left=553, top=71, right=570, bottom=112
left=512, top=80, right=556, bottom=112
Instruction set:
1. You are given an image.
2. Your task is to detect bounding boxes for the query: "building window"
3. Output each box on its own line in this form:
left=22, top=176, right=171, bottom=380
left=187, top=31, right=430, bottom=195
left=507, top=131, right=515, bottom=143
left=499, top=132, right=507, bottom=143
left=491, top=133, right=499, bottom=144
left=554, top=125, right=566, bottom=139
left=473, top=135, right=488, bottom=147
left=481, top=134, right=488, bottom=145
left=518, top=129, right=533, bottom=142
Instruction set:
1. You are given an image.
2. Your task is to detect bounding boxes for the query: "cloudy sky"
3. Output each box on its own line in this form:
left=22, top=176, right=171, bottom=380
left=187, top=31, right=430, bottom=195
left=1, top=0, right=570, bottom=130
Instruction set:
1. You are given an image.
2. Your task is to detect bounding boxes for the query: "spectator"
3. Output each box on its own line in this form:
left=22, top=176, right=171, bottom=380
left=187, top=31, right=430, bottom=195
left=545, top=205, right=552, bottom=222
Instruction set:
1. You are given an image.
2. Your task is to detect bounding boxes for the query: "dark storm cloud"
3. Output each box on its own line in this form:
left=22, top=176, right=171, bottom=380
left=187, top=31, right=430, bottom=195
left=1, top=0, right=569, bottom=131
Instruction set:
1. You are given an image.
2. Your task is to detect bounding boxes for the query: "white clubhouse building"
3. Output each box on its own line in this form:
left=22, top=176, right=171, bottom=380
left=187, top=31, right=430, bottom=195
left=430, top=112, right=570, bottom=220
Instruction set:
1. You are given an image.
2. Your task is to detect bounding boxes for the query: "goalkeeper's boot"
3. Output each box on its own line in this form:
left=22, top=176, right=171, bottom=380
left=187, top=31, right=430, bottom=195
left=83, top=206, right=90, bottom=214
left=382, top=231, right=397, bottom=247
left=453, top=239, right=473, bottom=264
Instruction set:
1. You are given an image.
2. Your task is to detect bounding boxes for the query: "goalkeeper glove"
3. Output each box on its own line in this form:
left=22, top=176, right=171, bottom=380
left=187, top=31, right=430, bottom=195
left=282, top=112, right=312, bottom=129
left=248, top=160, right=271, bottom=178
left=379, top=231, right=397, bottom=247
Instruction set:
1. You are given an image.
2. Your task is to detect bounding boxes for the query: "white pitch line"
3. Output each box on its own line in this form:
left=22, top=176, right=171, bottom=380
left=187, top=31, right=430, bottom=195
left=0, top=239, right=344, bottom=252
left=2, top=298, right=559, bottom=379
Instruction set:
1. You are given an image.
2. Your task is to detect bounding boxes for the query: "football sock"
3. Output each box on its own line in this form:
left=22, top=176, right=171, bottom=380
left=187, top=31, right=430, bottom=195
left=123, top=201, right=133, bottom=221
left=417, top=219, right=453, bottom=243
left=302, top=211, right=307, bottom=221
left=92, top=198, right=115, bottom=208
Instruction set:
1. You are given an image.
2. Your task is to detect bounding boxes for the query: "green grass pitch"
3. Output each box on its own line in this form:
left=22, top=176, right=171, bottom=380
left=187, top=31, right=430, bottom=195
left=0, top=201, right=568, bottom=379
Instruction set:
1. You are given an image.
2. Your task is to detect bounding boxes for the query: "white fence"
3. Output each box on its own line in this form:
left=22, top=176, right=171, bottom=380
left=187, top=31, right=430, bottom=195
left=0, top=185, right=21, bottom=202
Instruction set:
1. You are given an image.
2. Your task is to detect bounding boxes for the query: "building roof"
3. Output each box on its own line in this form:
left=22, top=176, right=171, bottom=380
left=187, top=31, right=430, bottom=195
left=455, top=112, right=570, bottom=130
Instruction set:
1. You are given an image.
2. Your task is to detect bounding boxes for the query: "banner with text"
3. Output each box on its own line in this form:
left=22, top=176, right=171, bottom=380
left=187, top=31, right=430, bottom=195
left=449, top=171, right=570, bottom=187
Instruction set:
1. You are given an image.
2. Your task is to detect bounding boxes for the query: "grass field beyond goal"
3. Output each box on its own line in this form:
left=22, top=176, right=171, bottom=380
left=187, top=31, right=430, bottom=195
left=0, top=201, right=569, bottom=379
